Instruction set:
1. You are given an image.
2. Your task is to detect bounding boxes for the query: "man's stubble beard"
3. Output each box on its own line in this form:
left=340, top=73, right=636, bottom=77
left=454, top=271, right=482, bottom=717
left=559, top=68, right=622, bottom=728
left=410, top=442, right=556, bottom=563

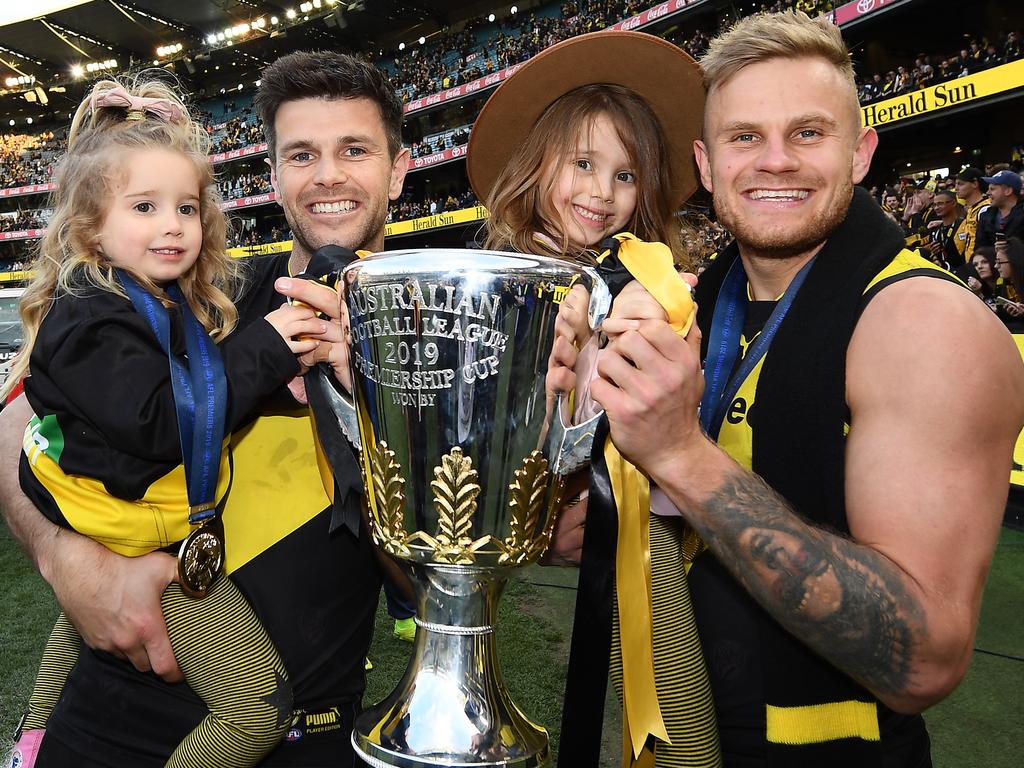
left=286, top=195, right=388, bottom=262
left=714, top=177, right=854, bottom=261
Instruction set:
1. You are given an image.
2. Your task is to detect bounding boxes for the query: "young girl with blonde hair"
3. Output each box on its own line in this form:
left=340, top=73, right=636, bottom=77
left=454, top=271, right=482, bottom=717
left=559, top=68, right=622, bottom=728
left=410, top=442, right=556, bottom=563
left=4, top=76, right=323, bottom=768
left=468, top=30, right=721, bottom=768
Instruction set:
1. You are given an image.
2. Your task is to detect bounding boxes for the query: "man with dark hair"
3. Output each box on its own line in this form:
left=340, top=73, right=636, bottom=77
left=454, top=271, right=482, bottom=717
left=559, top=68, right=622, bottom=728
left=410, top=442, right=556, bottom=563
left=254, top=49, right=408, bottom=271
left=954, top=167, right=990, bottom=262
left=976, top=170, right=1024, bottom=248
left=926, top=189, right=965, bottom=269
left=0, top=49, right=408, bottom=767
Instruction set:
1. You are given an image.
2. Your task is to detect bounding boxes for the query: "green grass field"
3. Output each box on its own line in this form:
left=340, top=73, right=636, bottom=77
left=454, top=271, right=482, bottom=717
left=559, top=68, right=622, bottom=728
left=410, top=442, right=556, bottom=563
left=2, top=524, right=1021, bottom=765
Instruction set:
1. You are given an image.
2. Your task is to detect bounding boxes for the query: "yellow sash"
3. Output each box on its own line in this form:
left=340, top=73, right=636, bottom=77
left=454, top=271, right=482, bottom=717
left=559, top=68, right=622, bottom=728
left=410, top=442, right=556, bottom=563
left=598, top=234, right=699, bottom=764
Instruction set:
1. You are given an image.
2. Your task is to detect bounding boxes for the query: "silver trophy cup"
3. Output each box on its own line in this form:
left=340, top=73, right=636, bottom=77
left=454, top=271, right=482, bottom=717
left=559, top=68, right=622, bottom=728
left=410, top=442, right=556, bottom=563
left=340, top=249, right=608, bottom=767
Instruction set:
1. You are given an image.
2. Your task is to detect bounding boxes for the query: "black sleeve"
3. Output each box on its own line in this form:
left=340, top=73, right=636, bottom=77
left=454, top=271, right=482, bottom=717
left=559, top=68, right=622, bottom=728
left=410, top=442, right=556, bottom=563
left=232, top=253, right=290, bottom=325
left=30, top=281, right=298, bottom=467
left=975, top=211, right=995, bottom=249
left=219, top=316, right=300, bottom=432
left=32, top=300, right=184, bottom=464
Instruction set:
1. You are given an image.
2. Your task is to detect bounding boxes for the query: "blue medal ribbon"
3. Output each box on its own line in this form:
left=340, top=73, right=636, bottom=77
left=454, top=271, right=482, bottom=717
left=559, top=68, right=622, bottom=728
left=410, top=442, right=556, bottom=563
left=699, top=255, right=816, bottom=440
left=117, top=270, right=227, bottom=523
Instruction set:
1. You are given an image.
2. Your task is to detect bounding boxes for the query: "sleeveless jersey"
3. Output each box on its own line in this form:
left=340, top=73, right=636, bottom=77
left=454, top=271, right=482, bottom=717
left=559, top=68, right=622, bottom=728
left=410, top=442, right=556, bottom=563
left=691, top=248, right=956, bottom=768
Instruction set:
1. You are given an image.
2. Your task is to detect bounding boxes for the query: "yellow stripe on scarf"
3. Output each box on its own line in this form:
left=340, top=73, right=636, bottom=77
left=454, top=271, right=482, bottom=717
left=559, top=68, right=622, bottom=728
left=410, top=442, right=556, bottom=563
left=598, top=234, right=714, bottom=766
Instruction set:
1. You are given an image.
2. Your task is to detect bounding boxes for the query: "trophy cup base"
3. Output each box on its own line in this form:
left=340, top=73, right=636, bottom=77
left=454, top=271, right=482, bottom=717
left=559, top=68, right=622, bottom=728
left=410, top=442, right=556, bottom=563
left=351, top=672, right=550, bottom=768
left=352, top=734, right=549, bottom=768
left=352, top=566, right=551, bottom=767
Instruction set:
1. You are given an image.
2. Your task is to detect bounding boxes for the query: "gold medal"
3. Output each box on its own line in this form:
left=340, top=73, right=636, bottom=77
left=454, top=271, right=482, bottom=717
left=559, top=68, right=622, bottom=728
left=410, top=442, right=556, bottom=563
left=177, top=520, right=224, bottom=598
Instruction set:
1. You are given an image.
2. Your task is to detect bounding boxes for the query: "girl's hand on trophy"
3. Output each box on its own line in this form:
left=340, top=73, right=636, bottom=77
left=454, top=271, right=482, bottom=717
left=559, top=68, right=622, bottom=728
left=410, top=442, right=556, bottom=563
left=546, top=334, right=579, bottom=395
left=264, top=303, right=325, bottom=355
left=555, top=284, right=593, bottom=349
left=286, top=375, right=308, bottom=405
left=602, top=274, right=696, bottom=337
left=607, top=280, right=667, bottom=335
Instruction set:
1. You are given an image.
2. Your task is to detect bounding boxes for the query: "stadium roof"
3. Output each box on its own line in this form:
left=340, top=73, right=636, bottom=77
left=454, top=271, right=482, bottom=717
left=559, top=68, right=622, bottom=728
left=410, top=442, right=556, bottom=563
left=0, top=0, right=497, bottom=124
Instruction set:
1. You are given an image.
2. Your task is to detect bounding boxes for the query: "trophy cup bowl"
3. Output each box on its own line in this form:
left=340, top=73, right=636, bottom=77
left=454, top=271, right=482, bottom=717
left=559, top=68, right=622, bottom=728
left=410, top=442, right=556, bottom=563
left=342, top=249, right=608, bottom=768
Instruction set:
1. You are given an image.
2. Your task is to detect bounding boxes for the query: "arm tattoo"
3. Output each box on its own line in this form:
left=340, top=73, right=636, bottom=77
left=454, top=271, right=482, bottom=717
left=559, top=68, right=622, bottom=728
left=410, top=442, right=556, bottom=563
left=693, top=471, right=925, bottom=697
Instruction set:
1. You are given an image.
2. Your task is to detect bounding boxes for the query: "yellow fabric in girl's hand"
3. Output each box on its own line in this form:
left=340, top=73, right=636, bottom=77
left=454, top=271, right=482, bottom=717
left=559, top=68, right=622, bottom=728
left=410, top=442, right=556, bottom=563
left=599, top=234, right=718, bottom=767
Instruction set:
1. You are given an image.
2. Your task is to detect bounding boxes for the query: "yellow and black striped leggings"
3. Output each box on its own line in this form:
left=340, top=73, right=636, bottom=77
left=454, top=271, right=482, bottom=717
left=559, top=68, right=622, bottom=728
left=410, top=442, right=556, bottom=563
left=24, top=576, right=291, bottom=768
left=610, top=514, right=721, bottom=767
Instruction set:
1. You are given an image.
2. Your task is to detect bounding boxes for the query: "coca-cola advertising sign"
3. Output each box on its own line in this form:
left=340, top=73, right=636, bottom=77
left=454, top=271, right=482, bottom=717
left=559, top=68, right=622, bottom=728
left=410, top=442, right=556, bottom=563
left=209, top=142, right=269, bottom=165
left=0, top=183, right=55, bottom=198
left=609, top=0, right=688, bottom=32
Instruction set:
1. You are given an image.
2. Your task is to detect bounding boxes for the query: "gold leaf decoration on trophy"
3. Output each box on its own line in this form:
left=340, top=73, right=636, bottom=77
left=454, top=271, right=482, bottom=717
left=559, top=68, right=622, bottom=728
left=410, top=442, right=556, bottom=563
left=431, top=446, right=481, bottom=564
left=368, top=440, right=410, bottom=557
left=500, top=452, right=551, bottom=565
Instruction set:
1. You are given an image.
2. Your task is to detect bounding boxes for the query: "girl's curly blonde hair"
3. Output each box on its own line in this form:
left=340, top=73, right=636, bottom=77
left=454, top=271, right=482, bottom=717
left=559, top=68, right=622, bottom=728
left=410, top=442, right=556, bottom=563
left=2, top=74, right=239, bottom=400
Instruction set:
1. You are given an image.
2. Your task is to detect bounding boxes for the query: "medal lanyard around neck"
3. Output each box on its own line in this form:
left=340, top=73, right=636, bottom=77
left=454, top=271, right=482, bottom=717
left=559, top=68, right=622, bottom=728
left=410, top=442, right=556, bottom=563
left=699, top=255, right=816, bottom=441
left=117, top=270, right=227, bottom=523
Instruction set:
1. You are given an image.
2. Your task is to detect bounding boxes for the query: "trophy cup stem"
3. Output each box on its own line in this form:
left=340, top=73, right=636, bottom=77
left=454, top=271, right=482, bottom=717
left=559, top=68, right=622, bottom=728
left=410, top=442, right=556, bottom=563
left=352, top=564, right=550, bottom=767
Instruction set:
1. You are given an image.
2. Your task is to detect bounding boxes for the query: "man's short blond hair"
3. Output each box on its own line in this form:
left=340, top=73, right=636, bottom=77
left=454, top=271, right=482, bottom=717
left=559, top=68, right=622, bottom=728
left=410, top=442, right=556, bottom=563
left=700, top=10, right=855, bottom=96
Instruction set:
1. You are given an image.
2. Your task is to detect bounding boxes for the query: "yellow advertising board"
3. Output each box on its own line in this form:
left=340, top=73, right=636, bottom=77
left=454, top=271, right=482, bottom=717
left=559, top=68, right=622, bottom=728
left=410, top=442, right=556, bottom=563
left=216, top=205, right=491, bottom=263
left=0, top=270, right=31, bottom=284
left=384, top=205, right=489, bottom=238
left=225, top=240, right=292, bottom=259
left=861, top=59, right=1024, bottom=128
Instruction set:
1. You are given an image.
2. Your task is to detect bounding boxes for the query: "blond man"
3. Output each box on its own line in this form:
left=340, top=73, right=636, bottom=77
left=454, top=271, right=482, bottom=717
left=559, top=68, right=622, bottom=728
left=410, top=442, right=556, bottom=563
left=553, top=11, right=1024, bottom=766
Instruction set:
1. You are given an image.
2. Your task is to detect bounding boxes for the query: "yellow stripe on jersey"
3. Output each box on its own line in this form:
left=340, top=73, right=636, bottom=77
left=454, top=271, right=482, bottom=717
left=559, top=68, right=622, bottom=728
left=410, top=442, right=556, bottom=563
left=865, top=248, right=960, bottom=292
left=765, top=701, right=880, bottom=745
left=23, top=424, right=231, bottom=557
left=719, top=250, right=956, bottom=471
left=1009, top=334, right=1024, bottom=490
left=222, top=409, right=331, bottom=573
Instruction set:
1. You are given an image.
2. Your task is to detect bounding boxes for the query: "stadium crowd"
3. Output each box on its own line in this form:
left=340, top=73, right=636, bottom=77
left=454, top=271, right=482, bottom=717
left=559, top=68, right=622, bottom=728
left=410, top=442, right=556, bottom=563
left=217, top=170, right=274, bottom=201
left=387, top=188, right=480, bottom=223
left=0, top=209, right=45, bottom=234
left=865, top=161, right=1024, bottom=330
left=0, top=0, right=966, bottom=197
left=410, top=124, right=471, bottom=159
left=858, top=31, right=1023, bottom=104
left=208, top=110, right=264, bottom=154
left=382, top=1, right=834, bottom=104
left=0, top=132, right=58, bottom=189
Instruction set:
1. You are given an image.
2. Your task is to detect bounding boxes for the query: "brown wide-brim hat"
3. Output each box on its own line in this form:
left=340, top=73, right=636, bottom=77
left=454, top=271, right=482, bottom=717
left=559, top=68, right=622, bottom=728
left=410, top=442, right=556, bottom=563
left=467, top=30, right=705, bottom=209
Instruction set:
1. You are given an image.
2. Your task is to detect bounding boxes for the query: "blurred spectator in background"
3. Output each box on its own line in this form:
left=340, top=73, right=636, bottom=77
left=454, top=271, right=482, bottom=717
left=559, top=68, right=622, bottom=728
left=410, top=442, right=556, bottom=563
left=955, top=167, right=991, bottom=262
left=926, top=189, right=966, bottom=268
left=977, top=170, right=1023, bottom=248
left=881, top=190, right=902, bottom=222
left=967, top=246, right=999, bottom=307
left=994, top=236, right=1024, bottom=330
left=903, top=180, right=935, bottom=232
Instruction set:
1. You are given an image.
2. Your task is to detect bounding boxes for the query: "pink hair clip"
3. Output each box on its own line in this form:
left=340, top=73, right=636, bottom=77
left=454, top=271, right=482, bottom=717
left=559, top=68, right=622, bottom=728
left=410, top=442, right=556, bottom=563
left=93, top=85, right=185, bottom=124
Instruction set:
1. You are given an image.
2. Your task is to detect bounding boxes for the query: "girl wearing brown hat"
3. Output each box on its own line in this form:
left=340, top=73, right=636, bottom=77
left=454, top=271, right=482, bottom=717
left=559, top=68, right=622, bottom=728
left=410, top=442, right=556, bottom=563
left=467, top=30, right=721, bottom=768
